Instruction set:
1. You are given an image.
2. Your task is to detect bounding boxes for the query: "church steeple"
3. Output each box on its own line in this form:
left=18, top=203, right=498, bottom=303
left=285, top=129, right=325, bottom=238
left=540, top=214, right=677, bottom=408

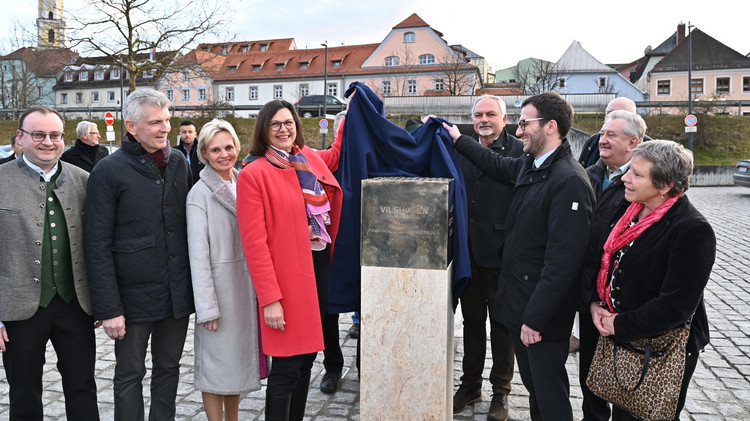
left=37, top=0, right=65, bottom=48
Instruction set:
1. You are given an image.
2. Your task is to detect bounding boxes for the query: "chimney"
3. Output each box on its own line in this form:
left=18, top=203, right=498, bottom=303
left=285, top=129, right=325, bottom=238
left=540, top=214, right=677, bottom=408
left=677, top=23, right=686, bottom=44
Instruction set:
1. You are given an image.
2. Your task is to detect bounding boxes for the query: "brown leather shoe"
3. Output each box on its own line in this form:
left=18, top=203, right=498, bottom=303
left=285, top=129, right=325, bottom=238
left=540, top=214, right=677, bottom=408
left=487, top=392, right=509, bottom=421
left=453, top=386, right=481, bottom=413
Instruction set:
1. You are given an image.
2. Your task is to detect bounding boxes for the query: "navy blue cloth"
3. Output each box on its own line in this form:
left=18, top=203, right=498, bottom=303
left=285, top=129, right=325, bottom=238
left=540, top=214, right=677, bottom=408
left=327, top=81, right=470, bottom=313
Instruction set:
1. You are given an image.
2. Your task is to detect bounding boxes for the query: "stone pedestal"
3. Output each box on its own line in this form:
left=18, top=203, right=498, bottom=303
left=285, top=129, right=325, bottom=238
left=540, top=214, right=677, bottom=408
left=360, top=177, right=454, bottom=421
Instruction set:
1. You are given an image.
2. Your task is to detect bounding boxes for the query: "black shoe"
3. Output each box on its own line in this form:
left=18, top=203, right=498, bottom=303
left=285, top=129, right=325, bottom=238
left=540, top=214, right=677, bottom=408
left=487, top=392, right=509, bottom=421
left=319, top=371, right=341, bottom=394
left=453, top=386, right=481, bottom=413
left=265, top=394, right=291, bottom=421
left=348, top=323, right=360, bottom=339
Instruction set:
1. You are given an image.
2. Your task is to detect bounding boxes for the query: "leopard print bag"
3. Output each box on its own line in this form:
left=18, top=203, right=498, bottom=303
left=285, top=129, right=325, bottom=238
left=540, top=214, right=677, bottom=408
left=586, top=323, right=691, bottom=420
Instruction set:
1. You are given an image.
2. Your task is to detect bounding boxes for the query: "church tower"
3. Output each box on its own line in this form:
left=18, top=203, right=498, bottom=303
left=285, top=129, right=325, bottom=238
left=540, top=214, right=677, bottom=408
left=37, top=0, right=65, bottom=48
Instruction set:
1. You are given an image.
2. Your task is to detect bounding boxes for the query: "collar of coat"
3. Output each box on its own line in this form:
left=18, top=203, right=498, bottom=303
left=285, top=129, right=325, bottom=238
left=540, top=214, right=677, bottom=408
left=198, top=164, right=238, bottom=216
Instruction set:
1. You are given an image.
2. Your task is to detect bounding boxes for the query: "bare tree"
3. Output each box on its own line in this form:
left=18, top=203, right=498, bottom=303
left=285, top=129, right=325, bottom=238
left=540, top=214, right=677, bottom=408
left=0, top=20, right=48, bottom=110
left=66, top=0, right=230, bottom=93
left=381, top=44, right=417, bottom=96
left=438, top=51, right=472, bottom=95
left=513, top=59, right=563, bottom=94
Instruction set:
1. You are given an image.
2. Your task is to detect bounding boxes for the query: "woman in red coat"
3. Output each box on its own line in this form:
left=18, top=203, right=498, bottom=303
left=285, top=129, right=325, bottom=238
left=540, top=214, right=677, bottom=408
left=237, top=100, right=342, bottom=421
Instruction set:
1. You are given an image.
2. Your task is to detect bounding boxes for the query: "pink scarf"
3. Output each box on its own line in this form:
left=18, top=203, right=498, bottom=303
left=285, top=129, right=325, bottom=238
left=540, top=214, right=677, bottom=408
left=596, top=195, right=679, bottom=313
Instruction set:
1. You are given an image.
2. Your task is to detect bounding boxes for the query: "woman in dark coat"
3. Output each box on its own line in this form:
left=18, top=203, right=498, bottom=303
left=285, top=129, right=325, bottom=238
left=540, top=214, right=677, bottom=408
left=590, top=140, right=716, bottom=421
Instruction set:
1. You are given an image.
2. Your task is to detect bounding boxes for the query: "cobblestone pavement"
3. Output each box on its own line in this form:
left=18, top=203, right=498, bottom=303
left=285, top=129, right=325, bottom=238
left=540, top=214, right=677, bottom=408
left=1, top=186, right=749, bottom=420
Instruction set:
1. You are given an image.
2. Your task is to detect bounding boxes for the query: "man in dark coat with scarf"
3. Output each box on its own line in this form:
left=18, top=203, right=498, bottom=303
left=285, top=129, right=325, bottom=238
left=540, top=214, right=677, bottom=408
left=443, top=91, right=593, bottom=421
left=84, top=89, right=194, bottom=420
left=60, top=121, right=109, bottom=172
left=175, top=120, right=204, bottom=185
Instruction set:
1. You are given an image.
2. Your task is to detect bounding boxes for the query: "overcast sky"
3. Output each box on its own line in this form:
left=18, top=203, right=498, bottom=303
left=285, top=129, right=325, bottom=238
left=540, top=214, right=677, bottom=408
left=3, top=0, right=749, bottom=73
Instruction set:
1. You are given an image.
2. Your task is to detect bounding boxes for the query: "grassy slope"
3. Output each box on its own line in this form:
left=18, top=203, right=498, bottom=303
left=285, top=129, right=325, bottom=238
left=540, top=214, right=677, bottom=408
left=2, top=114, right=749, bottom=165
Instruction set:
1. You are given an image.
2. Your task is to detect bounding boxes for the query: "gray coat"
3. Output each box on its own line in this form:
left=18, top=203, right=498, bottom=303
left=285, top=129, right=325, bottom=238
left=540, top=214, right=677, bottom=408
left=187, top=165, right=262, bottom=394
left=0, top=159, right=93, bottom=321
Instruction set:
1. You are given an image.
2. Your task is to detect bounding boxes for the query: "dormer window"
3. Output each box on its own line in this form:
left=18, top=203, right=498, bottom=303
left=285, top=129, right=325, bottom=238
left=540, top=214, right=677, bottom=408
left=252, top=64, right=262, bottom=72
left=221, top=45, right=230, bottom=55
left=95, top=69, right=104, bottom=80
left=202, top=46, right=210, bottom=52
left=79, top=71, right=88, bottom=81
left=143, top=70, right=153, bottom=78
left=404, top=32, right=415, bottom=43
left=276, top=63, right=285, bottom=71
left=385, top=56, right=400, bottom=66
left=332, top=60, right=342, bottom=68
left=240, top=45, right=249, bottom=52
left=299, top=61, right=309, bottom=69
left=260, top=43, right=269, bottom=52
left=111, top=68, right=120, bottom=79
left=65, top=71, right=73, bottom=82
left=228, top=65, right=238, bottom=72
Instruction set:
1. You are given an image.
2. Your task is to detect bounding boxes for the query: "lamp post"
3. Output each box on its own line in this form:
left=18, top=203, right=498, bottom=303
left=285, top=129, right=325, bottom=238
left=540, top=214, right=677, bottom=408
left=321, top=41, right=328, bottom=148
left=688, top=22, right=694, bottom=151
left=119, top=67, right=125, bottom=142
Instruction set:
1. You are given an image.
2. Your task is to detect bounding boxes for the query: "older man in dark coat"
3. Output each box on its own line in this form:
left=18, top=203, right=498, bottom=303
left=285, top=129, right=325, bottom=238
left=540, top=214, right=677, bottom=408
left=60, top=120, right=109, bottom=172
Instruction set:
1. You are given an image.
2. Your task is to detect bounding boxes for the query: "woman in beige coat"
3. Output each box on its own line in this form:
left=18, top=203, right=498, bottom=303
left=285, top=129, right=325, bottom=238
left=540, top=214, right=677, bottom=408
left=187, top=119, right=264, bottom=421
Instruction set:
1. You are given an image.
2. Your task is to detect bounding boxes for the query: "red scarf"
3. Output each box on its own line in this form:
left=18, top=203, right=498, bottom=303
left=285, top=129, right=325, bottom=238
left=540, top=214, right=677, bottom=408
left=596, top=195, right=679, bottom=313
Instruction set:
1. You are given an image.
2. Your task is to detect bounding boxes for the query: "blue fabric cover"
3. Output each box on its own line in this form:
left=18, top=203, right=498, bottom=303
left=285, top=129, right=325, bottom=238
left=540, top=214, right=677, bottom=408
left=327, top=81, right=470, bottom=313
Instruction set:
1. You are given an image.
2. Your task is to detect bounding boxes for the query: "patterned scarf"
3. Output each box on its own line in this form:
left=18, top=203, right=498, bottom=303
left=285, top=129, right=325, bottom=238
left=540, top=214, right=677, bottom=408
left=265, top=145, right=331, bottom=248
left=596, top=195, right=679, bottom=313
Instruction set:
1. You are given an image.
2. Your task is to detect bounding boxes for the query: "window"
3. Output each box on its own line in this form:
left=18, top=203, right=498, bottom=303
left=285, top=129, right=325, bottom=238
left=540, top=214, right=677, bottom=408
left=79, top=71, right=88, bottom=81
left=225, top=87, right=234, bottom=101
left=240, top=45, right=249, bottom=52
left=657, top=80, right=671, bottom=95
left=108, top=91, right=116, bottom=102
left=406, top=79, right=417, bottom=95
left=716, top=77, right=730, bottom=94
left=65, top=71, right=73, bottom=82
left=182, top=71, right=190, bottom=81
left=557, top=78, right=566, bottom=88
left=381, top=80, right=392, bottom=95
left=327, top=83, right=338, bottom=97
left=75, top=92, right=83, bottom=103
left=95, top=70, right=104, bottom=80
left=202, top=46, right=210, bottom=52
left=198, top=88, right=206, bottom=101
left=250, top=86, right=258, bottom=100
left=598, top=76, right=607, bottom=88
left=260, top=43, right=269, bottom=52
left=691, top=78, right=704, bottom=95
left=299, top=61, right=309, bottom=70
left=38, top=86, right=44, bottom=97
left=252, top=64, right=262, bottom=72
left=331, top=60, right=342, bottom=68
left=300, top=84, right=309, bottom=96
left=434, top=78, right=445, bottom=91
left=276, top=63, right=285, bottom=71
left=166, top=89, right=174, bottom=101
left=182, top=88, right=190, bottom=101
left=221, top=45, right=230, bottom=55
left=48, top=29, right=55, bottom=43
left=92, top=92, right=99, bottom=102
left=228, top=65, right=238, bottom=72
left=111, top=68, right=120, bottom=79
left=61, top=93, right=67, bottom=104
left=274, top=85, right=283, bottom=99
left=419, top=54, right=435, bottom=65
left=143, top=70, right=153, bottom=78
left=404, top=32, right=415, bottom=43
left=743, top=76, right=750, bottom=93
left=385, top=56, right=400, bottom=67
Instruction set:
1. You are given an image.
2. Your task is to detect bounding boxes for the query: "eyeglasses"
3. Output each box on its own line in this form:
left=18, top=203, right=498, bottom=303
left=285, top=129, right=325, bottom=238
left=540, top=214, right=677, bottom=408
left=517, top=117, right=548, bottom=130
left=89, top=131, right=100, bottom=135
left=20, top=128, right=65, bottom=142
left=269, top=120, right=295, bottom=131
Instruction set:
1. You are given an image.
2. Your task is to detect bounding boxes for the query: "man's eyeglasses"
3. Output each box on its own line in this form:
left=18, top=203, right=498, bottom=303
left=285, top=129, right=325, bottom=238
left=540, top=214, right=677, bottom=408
left=517, top=117, right=548, bottom=130
left=269, top=120, right=295, bottom=131
left=20, top=128, right=65, bottom=142
left=89, top=131, right=100, bottom=136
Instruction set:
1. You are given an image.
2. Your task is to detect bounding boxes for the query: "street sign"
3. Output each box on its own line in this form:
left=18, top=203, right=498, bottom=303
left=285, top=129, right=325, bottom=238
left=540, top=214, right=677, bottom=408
left=319, top=119, right=329, bottom=129
left=685, top=114, right=697, bottom=126
left=105, top=112, right=115, bottom=126
left=319, top=128, right=328, bottom=135
left=106, top=125, right=115, bottom=141
left=685, top=126, right=697, bottom=133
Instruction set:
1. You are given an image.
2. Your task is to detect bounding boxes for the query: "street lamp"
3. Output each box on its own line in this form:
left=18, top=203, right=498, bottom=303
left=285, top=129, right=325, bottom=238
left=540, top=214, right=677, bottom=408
left=688, top=22, right=694, bottom=151
left=321, top=41, right=328, bottom=148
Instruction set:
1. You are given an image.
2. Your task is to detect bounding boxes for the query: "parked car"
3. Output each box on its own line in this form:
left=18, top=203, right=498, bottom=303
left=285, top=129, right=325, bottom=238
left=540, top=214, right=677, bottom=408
left=241, top=153, right=259, bottom=168
left=295, top=95, right=347, bottom=117
left=734, top=159, right=750, bottom=187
